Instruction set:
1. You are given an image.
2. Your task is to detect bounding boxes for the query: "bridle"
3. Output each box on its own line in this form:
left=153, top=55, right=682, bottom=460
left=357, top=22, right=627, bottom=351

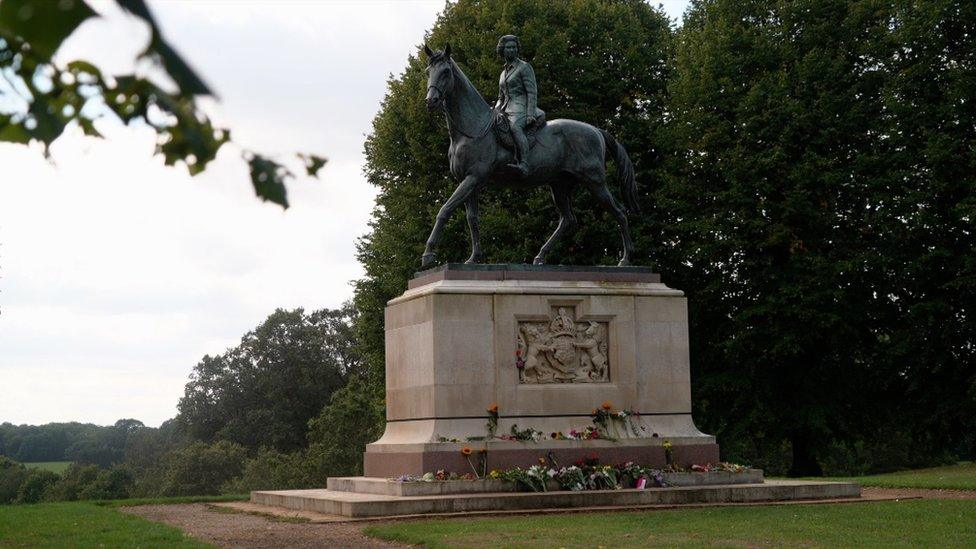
left=427, top=62, right=493, bottom=139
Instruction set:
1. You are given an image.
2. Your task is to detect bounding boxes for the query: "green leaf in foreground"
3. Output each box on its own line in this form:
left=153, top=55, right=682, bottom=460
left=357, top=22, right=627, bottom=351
left=298, top=153, right=328, bottom=177
left=248, top=154, right=292, bottom=208
left=0, top=0, right=96, bottom=60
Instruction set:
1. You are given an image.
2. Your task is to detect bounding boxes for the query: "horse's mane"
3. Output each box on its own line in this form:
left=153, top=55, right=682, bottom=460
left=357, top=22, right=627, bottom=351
left=429, top=53, right=491, bottom=138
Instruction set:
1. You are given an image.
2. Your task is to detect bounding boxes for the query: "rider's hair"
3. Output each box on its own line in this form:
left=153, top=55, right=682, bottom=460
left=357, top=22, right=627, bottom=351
left=496, top=35, right=520, bottom=58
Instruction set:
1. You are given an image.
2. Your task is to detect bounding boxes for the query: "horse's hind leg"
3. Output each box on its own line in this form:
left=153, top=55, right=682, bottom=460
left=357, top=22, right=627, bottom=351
left=534, top=184, right=578, bottom=265
left=586, top=182, right=635, bottom=266
left=464, top=191, right=483, bottom=264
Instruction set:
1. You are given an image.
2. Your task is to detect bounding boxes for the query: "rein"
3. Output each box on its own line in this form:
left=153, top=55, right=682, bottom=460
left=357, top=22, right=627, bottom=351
left=430, top=67, right=493, bottom=139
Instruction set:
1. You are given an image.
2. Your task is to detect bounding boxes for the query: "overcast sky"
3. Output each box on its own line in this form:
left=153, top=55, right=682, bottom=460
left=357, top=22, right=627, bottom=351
left=0, top=0, right=689, bottom=427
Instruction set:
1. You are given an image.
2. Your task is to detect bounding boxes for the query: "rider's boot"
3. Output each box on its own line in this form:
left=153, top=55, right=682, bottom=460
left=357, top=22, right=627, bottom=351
left=507, top=125, right=530, bottom=177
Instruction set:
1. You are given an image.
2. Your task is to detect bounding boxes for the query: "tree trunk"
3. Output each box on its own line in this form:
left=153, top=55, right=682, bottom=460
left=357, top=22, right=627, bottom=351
left=788, top=431, right=823, bottom=477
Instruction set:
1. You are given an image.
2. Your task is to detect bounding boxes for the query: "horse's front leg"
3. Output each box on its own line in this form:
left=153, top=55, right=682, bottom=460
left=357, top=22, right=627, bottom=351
left=422, top=175, right=480, bottom=268
left=464, top=190, right=483, bottom=264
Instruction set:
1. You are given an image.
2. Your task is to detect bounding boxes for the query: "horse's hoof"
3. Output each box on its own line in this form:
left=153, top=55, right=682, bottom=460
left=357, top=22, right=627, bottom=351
left=421, top=253, right=437, bottom=268
left=617, top=258, right=631, bottom=267
left=464, top=253, right=482, bottom=264
left=533, top=256, right=546, bottom=265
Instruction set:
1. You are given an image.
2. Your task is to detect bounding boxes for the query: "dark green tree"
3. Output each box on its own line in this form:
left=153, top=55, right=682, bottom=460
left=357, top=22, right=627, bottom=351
left=666, top=0, right=975, bottom=474
left=306, top=375, right=386, bottom=477
left=156, top=440, right=246, bottom=497
left=176, top=305, right=358, bottom=451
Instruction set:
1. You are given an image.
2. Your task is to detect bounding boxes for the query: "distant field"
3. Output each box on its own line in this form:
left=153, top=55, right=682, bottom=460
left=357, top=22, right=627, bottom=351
left=0, top=502, right=209, bottom=547
left=819, top=462, right=976, bottom=491
left=22, top=461, right=73, bottom=474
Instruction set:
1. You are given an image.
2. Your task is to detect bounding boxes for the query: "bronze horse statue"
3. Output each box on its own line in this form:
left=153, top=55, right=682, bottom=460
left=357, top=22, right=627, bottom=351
left=421, top=44, right=639, bottom=267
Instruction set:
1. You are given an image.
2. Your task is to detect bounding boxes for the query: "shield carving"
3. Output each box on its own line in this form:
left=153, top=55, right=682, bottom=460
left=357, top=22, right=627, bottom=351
left=547, top=333, right=578, bottom=378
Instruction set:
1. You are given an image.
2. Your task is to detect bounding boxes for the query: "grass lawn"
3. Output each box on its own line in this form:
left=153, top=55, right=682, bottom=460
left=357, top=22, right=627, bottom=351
left=22, top=461, right=73, bottom=474
left=365, top=499, right=976, bottom=548
left=818, top=461, right=976, bottom=490
left=0, top=502, right=210, bottom=548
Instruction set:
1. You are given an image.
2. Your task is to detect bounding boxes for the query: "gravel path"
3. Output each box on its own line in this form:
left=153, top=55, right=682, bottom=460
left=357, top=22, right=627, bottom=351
left=121, top=504, right=401, bottom=548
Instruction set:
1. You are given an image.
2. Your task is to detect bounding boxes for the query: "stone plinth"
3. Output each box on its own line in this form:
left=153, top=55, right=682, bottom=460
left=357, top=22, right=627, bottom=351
left=251, top=479, right=862, bottom=518
left=365, top=264, right=718, bottom=477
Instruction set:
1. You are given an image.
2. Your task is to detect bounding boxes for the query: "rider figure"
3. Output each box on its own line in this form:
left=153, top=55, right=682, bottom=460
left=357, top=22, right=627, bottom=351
left=495, top=34, right=543, bottom=177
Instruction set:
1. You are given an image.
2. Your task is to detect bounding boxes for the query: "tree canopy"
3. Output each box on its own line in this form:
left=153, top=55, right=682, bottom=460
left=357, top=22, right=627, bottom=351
left=176, top=306, right=358, bottom=452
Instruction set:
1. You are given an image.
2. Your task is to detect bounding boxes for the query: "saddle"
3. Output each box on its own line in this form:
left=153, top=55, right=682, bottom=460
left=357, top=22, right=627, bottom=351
left=493, top=108, right=547, bottom=152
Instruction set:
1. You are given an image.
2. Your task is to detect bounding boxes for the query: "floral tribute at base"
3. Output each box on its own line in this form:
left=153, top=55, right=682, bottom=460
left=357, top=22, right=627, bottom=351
left=391, top=457, right=750, bottom=493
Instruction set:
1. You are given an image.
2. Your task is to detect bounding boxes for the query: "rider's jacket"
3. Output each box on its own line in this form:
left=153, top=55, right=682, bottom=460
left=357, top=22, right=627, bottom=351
left=495, top=58, right=544, bottom=128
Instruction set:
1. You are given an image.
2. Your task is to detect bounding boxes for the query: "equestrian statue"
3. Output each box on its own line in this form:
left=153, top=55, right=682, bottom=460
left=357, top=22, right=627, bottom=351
left=421, top=36, right=639, bottom=268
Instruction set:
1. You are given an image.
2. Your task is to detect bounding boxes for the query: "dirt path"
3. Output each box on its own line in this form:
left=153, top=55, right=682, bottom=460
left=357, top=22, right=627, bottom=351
left=121, top=504, right=400, bottom=548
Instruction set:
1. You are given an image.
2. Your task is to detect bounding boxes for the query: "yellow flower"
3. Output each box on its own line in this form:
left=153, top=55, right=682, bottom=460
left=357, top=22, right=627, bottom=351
left=461, top=446, right=473, bottom=456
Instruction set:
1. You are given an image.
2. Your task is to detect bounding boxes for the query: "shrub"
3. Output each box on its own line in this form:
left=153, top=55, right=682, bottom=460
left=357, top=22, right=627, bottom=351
left=16, top=469, right=59, bottom=504
left=157, top=441, right=246, bottom=496
left=0, top=457, right=29, bottom=504
left=221, top=448, right=312, bottom=493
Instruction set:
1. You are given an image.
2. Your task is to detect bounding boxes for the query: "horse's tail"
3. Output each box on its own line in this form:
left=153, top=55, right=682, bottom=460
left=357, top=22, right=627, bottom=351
left=599, top=129, right=639, bottom=213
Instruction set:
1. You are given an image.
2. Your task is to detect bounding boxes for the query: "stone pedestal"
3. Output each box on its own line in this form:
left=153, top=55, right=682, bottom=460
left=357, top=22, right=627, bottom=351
left=364, top=264, right=719, bottom=477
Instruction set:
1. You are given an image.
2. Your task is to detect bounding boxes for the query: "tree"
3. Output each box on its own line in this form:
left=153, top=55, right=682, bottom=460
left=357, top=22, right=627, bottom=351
left=354, top=0, right=674, bottom=386
left=666, top=0, right=975, bottom=474
left=306, top=375, right=385, bottom=477
left=354, top=0, right=975, bottom=475
left=0, top=457, right=28, bottom=504
left=157, top=440, right=246, bottom=497
left=15, top=468, right=58, bottom=503
left=0, top=0, right=325, bottom=207
left=176, top=305, right=358, bottom=451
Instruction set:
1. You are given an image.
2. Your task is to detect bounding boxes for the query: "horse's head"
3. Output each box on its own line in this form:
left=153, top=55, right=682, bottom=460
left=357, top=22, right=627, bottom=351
left=423, top=43, right=453, bottom=110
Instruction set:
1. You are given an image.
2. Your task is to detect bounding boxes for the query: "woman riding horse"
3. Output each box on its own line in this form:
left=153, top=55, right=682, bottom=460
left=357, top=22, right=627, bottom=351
left=421, top=39, right=639, bottom=268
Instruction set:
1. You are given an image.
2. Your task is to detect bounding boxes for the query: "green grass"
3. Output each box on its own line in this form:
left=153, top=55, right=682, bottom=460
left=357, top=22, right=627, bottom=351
left=816, top=462, right=976, bottom=491
left=22, top=461, right=73, bottom=474
left=365, top=499, right=976, bottom=548
left=0, top=502, right=211, bottom=548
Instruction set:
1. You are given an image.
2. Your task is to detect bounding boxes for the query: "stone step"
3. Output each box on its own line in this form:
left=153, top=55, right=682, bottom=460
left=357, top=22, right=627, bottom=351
left=252, top=479, right=860, bottom=518
left=327, top=469, right=765, bottom=497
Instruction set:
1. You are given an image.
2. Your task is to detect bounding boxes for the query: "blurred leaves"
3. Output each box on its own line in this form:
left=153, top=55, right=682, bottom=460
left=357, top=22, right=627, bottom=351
left=248, top=154, right=292, bottom=208
left=116, top=0, right=212, bottom=96
left=298, top=153, right=328, bottom=177
left=0, top=0, right=325, bottom=208
left=0, top=0, right=95, bottom=60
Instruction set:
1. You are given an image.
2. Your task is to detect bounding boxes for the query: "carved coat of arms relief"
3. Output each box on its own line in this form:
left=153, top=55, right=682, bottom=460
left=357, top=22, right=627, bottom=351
left=516, top=306, right=610, bottom=384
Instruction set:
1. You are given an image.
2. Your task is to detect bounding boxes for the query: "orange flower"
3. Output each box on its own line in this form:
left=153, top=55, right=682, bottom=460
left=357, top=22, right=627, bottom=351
left=601, top=401, right=613, bottom=411
left=461, top=446, right=473, bottom=456
left=538, top=457, right=547, bottom=465
left=488, top=403, right=499, bottom=414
